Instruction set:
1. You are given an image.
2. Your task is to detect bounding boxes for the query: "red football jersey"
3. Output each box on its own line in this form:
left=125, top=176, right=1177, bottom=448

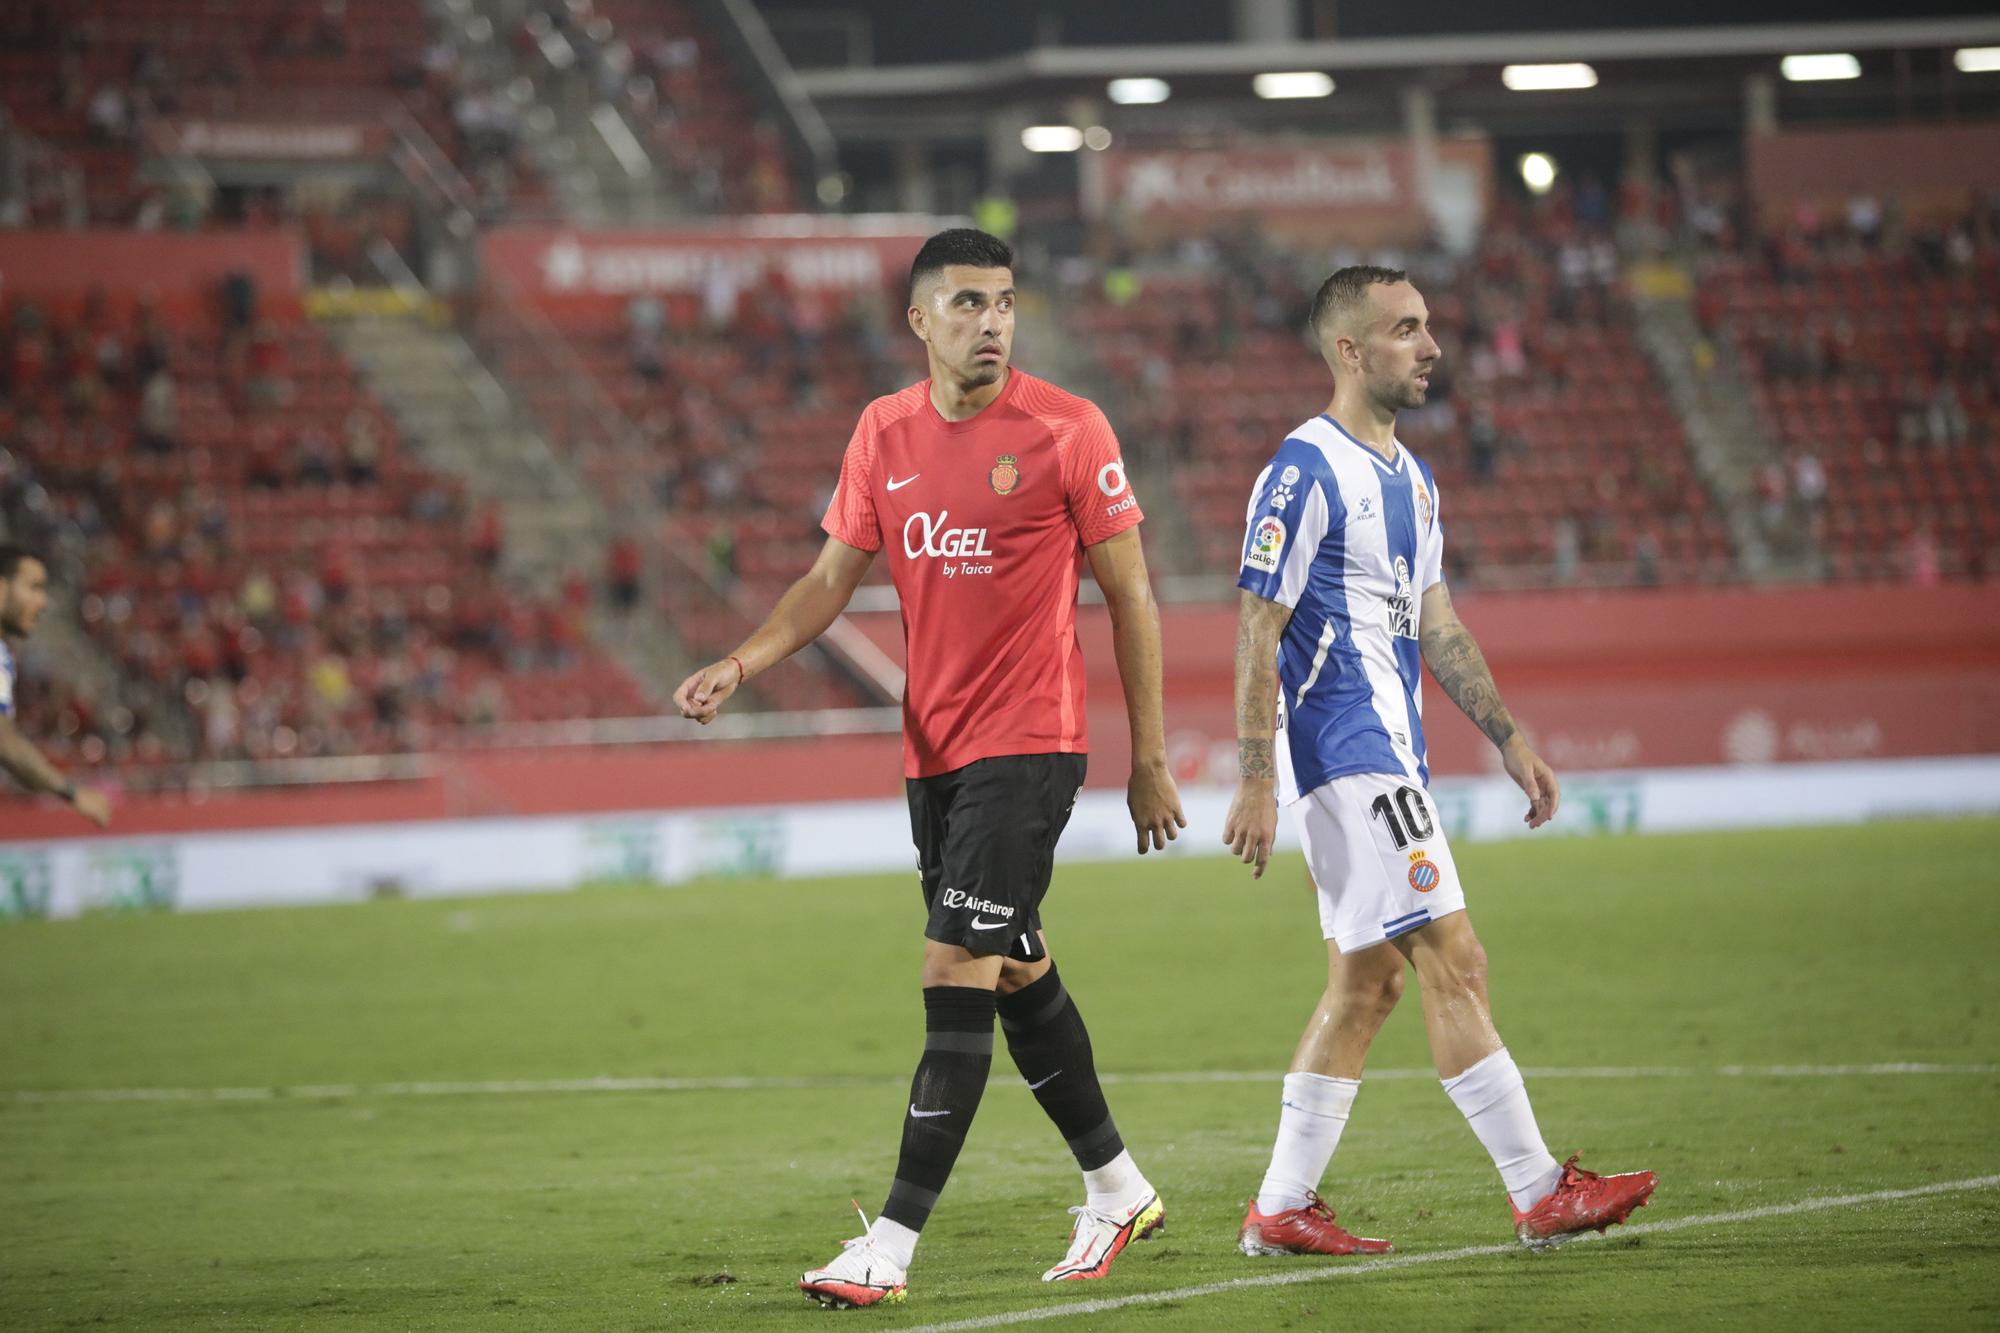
left=822, top=369, right=1144, bottom=777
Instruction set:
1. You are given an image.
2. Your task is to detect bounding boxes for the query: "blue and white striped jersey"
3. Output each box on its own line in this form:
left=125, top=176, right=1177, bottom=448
left=1236, top=413, right=1444, bottom=802
left=0, top=638, right=14, bottom=718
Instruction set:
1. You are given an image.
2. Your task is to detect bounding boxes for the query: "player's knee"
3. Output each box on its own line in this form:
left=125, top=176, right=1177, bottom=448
left=1333, top=952, right=1404, bottom=1017
left=1423, top=934, right=1488, bottom=999
left=996, top=954, right=1051, bottom=995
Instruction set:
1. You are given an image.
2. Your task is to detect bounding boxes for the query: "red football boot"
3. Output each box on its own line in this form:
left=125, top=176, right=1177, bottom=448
left=1511, top=1154, right=1657, bottom=1250
left=1238, top=1192, right=1394, bottom=1257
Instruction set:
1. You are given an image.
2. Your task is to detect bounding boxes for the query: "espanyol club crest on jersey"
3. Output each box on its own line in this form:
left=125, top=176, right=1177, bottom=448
left=989, top=454, right=1020, bottom=496
left=1415, top=479, right=1433, bottom=528
left=1245, top=515, right=1286, bottom=573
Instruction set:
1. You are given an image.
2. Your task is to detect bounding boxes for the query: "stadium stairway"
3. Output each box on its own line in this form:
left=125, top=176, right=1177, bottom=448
left=324, top=311, right=680, bottom=707
left=444, top=0, right=686, bottom=226
left=1629, top=263, right=1786, bottom=579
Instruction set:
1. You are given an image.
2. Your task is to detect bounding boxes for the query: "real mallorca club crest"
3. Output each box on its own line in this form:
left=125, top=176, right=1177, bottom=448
left=989, top=454, right=1020, bottom=496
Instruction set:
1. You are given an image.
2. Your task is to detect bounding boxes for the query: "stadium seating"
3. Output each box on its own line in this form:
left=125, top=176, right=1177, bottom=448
left=1083, top=219, right=1734, bottom=590
left=1699, top=238, right=2000, bottom=581
left=0, top=294, right=651, bottom=769
left=508, top=0, right=802, bottom=214
left=0, top=0, right=551, bottom=227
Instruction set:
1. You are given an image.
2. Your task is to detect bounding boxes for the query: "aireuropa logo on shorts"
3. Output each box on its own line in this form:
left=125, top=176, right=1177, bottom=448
left=940, top=887, right=1014, bottom=918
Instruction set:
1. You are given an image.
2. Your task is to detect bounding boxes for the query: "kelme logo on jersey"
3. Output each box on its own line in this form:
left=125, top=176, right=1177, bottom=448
left=1244, top=515, right=1286, bottom=573
left=989, top=454, right=1020, bottom=496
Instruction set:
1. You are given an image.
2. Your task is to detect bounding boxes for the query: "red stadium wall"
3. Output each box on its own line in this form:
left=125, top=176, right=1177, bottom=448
left=0, top=230, right=303, bottom=324
left=1747, top=123, right=2000, bottom=221
left=6, top=583, right=1996, bottom=841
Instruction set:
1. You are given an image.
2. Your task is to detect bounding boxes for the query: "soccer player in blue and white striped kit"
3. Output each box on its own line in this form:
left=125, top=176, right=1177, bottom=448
left=1222, top=267, right=1654, bottom=1255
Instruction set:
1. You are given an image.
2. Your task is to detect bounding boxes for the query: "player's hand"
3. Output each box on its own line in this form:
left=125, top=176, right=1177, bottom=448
left=672, top=658, right=745, bottom=726
left=70, top=785, right=111, bottom=827
left=1127, top=758, right=1186, bottom=854
left=1501, top=735, right=1560, bottom=829
left=1222, top=779, right=1279, bottom=878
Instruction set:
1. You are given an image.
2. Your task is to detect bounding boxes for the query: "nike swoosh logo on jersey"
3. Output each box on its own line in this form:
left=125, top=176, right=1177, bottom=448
left=887, top=474, right=921, bottom=491
left=1026, top=1069, right=1063, bottom=1091
left=909, top=1105, right=950, bottom=1118
left=969, top=915, right=1007, bottom=930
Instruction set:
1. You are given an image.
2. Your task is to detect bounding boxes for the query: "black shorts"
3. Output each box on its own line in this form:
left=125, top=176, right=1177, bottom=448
left=907, top=752, right=1088, bottom=961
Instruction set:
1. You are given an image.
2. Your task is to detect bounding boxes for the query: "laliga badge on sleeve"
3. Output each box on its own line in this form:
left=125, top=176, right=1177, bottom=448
left=1244, top=515, right=1286, bottom=573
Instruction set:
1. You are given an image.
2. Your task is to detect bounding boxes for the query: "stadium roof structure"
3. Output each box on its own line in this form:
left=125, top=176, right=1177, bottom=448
left=792, top=16, right=2000, bottom=145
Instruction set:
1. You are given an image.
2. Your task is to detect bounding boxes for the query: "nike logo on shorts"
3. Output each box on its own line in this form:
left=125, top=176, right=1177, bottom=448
left=969, top=915, right=1007, bottom=930
left=887, top=474, right=921, bottom=491
left=909, top=1105, right=950, bottom=1118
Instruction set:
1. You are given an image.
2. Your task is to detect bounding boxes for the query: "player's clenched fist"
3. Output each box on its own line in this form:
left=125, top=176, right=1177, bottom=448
left=673, top=658, right=746, bottom=725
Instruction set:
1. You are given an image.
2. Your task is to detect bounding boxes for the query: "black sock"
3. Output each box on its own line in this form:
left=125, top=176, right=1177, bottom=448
left=997, top=963, right=1125, bottom=1171
left=879, top=985, right=996, bottom=1232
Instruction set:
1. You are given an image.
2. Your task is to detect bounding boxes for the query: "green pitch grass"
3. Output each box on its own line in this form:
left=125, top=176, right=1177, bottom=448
left=3, top=819, right=1999, bottom=1330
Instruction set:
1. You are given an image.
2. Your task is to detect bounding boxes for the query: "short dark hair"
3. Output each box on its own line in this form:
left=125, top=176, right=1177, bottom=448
left=908, top=228, right=1014, bottom=302
left=0, top=543, right=44, bottom=581
left=1308, top=265, right=1409, bottom=347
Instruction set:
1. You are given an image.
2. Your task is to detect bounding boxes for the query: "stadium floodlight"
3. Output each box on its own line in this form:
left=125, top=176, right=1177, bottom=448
left=1954, top=47, right=2000, bottom=73
left=1082, top=125, right=1114, bottom=151
left=1107, top=77, right=1170, bottom=105
left=1022, top=125, right=1085, bottom=153
left=1519, top=153, right=1558, bottom=195
left=1781, top=53, right=1861, bottom=82
left=1501, top=63, right=1598, bottom=91
left=1253, top=71, right=1335, bottom=99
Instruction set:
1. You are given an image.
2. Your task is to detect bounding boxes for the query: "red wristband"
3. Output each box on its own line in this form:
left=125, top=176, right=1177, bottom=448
left=727, top=654, right=747, bottom=684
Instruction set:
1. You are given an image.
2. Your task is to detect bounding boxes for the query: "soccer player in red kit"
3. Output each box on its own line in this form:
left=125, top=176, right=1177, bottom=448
left=674, top=229, right=1186, bottom=1309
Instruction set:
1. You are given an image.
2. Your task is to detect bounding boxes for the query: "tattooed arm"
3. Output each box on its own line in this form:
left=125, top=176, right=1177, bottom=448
left=1419, top=582, right=1560, bottom=828
left=1222, top=590, right=1295, bottom=876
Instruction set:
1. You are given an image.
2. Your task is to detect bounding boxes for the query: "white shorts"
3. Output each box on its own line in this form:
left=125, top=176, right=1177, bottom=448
left=1291, top=771, right=1467, bottom=954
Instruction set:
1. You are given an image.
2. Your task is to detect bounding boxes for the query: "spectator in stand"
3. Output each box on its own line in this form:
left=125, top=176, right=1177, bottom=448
left=295, top=425, right=335, bottom=486
left=1755, top=461, right=1788, bottom=535
left=628, top=293, right=667, bottom=384
left=220, top=271, right=259, bottom=339
left=246, top=323, right=293, bottom=409
left=1467, top=406, right=1500, bottom=484
left=1904, top=525, right=1941, bottom=586
left=471, top=502, right=503, bottom=573
left=607, top=535, right=642, bottom=614
left=86, top=82, right=131, bottom=145
left=135, top=368, right=178, bottom=454
left=1925, top=381, right=1970, bottom=449
left=343, top=411, right=381, bottom=485
left=245, top=423, right=287, bottom=489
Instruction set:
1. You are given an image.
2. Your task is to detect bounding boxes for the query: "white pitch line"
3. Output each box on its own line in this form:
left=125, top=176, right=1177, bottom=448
left=3, top=1061, right=1994, bottom=1107
left=900, top=1174, right=2000, bottom=1333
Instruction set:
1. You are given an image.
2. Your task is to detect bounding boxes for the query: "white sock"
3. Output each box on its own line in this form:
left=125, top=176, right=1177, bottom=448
left=1441, top=1048, right=1562, bottom=1211
left=1255, top=1072, right=1361, bottom=1214
left=1083, top=1148, right=1151, bottom=1215
left=864, top=1215, right=919, bottom=1270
